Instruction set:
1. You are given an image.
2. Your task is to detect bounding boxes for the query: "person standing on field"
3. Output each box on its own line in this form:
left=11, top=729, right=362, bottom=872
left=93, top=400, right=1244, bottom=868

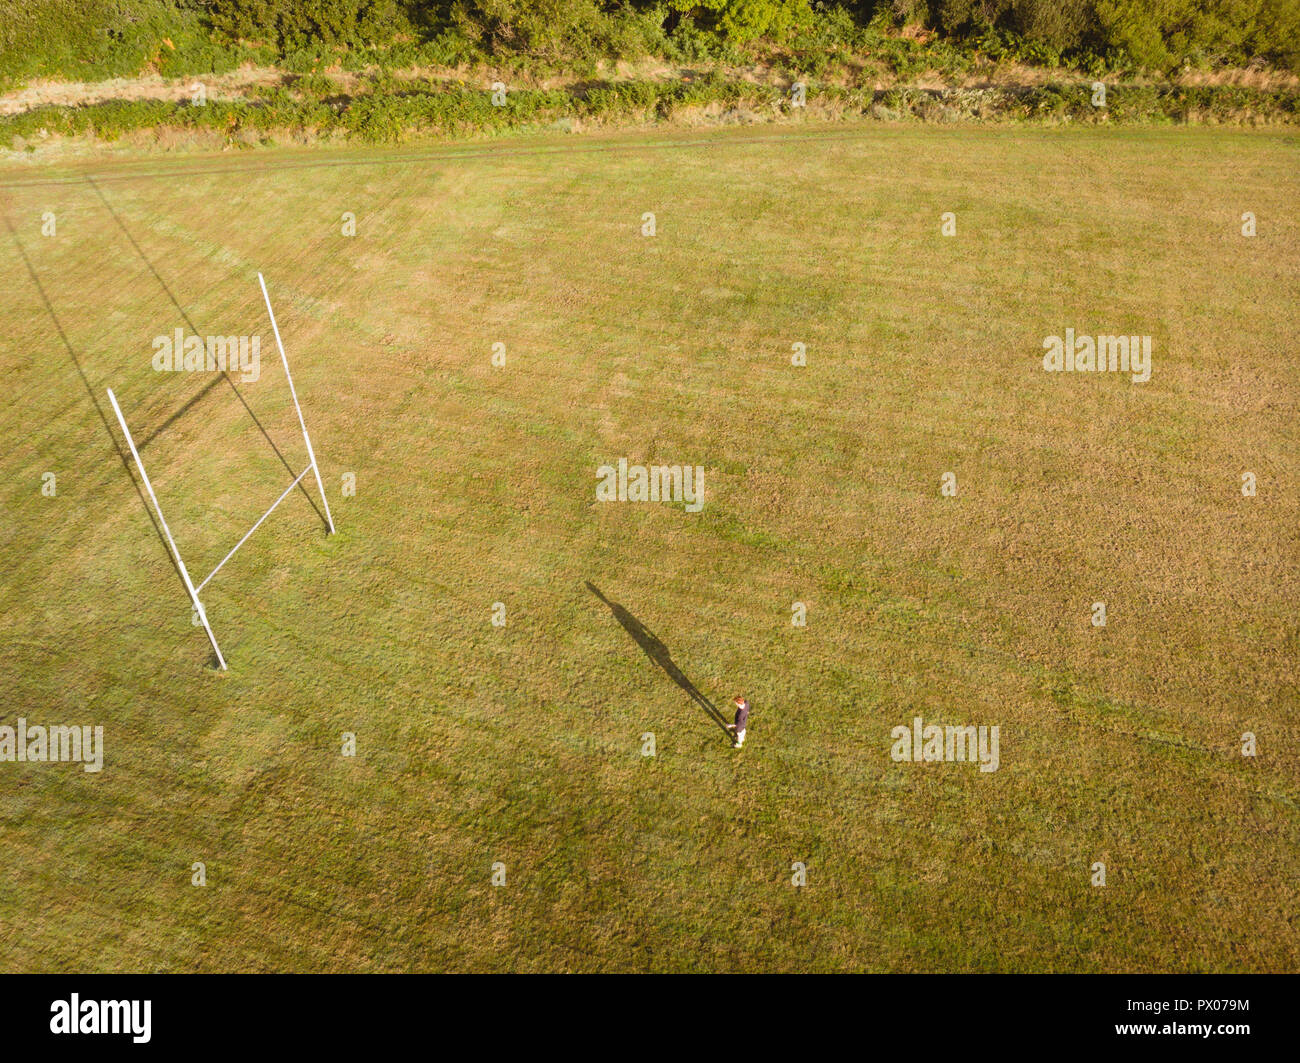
left=728, top=697, right=750, bottom=748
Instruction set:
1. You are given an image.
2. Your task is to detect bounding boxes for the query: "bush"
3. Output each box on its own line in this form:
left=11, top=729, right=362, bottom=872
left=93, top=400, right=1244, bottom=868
left=447, top=0, right=633, bottom=63
left=669, top=0, right=817, bottom=44
left=2, top=0, right=1298, bottom=94
left=0, top=0, right=188, bottom=85
left=207, top=0, right=412, bottom=49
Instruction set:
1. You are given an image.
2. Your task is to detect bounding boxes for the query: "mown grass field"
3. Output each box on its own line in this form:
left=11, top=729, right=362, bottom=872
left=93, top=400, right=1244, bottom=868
left=0, top=124, right=1296, bottom=972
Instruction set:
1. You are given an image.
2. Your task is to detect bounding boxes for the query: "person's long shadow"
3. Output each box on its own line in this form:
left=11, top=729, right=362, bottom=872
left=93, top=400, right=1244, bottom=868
left=585, top=582, right=732, bottom=740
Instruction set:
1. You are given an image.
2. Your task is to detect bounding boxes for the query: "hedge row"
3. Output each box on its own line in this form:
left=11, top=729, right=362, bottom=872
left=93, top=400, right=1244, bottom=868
left=4, top=78, right=1296, bottom=149
left=3, top=1, right=1299, bottom=94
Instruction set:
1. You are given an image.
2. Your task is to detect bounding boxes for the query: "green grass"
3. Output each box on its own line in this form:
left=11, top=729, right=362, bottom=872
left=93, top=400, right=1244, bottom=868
left=0, top=124, right=1296, bottom=971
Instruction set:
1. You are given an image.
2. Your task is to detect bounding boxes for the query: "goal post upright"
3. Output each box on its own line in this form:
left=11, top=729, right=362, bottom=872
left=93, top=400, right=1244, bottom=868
left=106, top=273, right=335, bottom=670
left=106, top=387, right=228, bottom=671
left=258, top=272, right=335, bottom=535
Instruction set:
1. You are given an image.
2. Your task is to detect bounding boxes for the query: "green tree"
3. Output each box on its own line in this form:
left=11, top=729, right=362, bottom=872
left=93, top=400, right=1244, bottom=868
left=669, top=0, right=816, bottom=44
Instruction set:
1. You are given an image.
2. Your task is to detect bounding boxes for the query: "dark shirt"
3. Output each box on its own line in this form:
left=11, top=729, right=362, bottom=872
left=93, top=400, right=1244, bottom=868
left=734, top=702, right=750, bottom=730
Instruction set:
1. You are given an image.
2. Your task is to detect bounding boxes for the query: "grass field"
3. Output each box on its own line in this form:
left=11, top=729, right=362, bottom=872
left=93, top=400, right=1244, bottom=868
left=0, top=124, right=1296, bottom=972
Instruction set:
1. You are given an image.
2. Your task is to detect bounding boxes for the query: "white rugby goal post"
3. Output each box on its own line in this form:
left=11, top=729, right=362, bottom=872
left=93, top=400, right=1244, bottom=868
left=107, top=273, right=334, bottom=670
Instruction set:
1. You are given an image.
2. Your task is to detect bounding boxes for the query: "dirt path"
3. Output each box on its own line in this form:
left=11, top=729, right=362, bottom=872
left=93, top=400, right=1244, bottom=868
left=4, top=60, right=1293, bottom=118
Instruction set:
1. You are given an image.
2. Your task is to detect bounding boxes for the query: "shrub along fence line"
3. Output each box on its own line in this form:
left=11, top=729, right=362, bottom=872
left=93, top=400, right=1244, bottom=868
left=3, top=78, right=1297, bottom=149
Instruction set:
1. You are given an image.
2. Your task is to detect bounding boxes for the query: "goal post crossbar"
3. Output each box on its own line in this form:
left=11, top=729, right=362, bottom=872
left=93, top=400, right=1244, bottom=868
left=196, top=463, right=314, bottom=594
